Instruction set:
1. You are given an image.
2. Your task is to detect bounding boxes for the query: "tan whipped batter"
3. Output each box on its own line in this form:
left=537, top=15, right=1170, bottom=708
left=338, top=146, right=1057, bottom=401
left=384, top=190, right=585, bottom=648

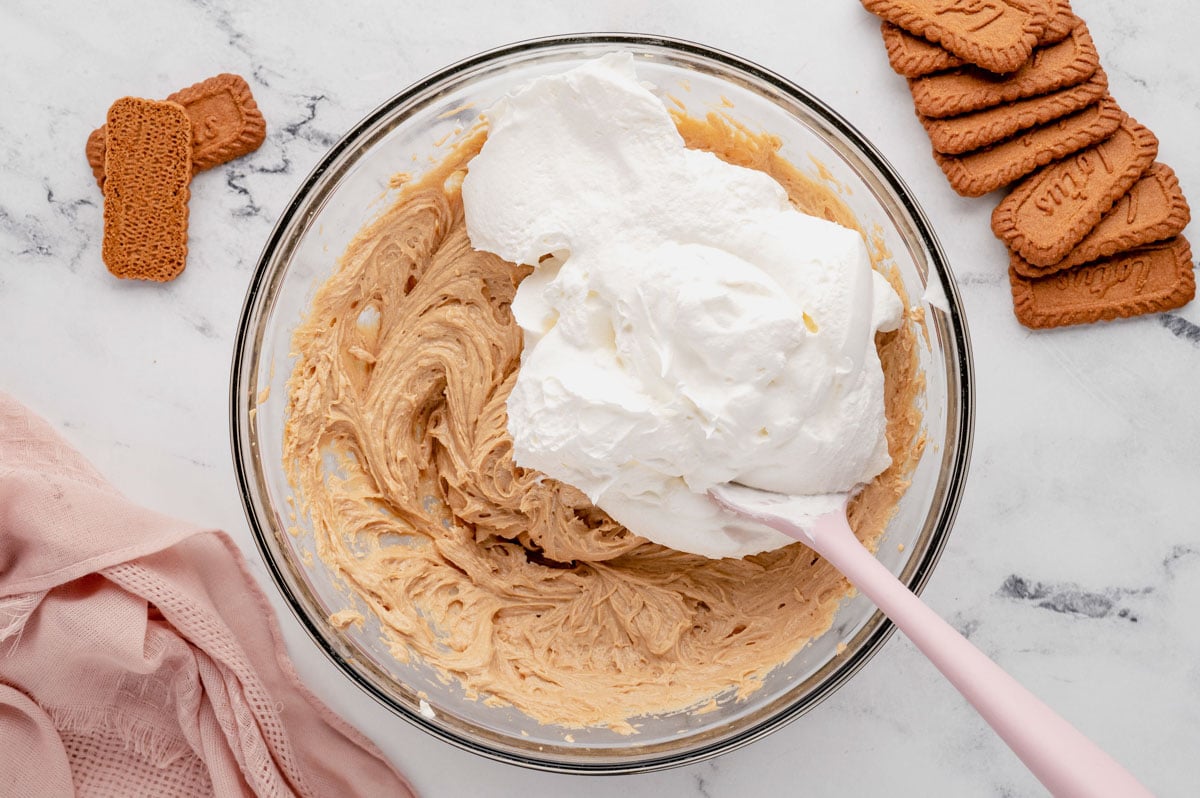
left=283, top=112, right=925, bottom=732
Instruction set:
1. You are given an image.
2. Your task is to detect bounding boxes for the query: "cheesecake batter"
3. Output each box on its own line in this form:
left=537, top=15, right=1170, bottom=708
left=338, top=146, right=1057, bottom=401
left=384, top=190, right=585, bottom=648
left=284, top=112, right=924, bottom=731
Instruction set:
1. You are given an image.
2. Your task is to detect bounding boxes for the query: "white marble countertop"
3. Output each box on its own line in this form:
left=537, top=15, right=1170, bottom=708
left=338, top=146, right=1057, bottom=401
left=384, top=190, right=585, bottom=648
left=3, top=1, right=1198, bottom=795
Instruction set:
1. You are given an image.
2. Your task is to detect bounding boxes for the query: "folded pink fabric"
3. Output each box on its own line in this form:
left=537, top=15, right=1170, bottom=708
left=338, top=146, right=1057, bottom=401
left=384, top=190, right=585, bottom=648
left=0, top=393, right=418, bottom=797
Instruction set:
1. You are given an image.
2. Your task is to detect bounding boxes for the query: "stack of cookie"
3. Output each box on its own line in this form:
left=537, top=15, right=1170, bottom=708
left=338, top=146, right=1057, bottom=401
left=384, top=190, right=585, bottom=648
left=88, top=74, right=266, bottom=282
left=862, top=0, right=1193, bottom=328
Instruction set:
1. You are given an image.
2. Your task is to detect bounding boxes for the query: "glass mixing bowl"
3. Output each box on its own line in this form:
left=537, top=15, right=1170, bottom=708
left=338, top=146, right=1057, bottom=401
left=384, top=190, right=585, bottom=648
left=230, top=33, right=973, bottom=774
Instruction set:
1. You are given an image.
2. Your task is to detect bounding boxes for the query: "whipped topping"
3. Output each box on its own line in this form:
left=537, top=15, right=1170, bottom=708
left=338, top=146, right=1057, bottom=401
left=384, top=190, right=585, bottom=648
left=461, top=53, right=902, bottom=559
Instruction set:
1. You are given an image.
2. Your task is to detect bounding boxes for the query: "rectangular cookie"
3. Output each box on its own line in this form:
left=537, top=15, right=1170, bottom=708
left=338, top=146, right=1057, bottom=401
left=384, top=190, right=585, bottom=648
left=881, top=1, right=1073, bottom=79
left=1011, top=163, right=1191, bottom=277
left=861, top=0, right=1044, bottom=74
left=910, top=20, right=1098, bottom=119
left=932, top=95, right=1122, bottom=197
left=920, top=67, right=1107, bottom=154
left=1009, top=236, right=1195, bottom=328
left=1010, top=0, right=1074, bottom=44
left=101, top=98, right=192, bottom=282
left=87, top=73, right=265, bottom=186
left=881, top=22, right=965, bottom=78
left=992, top=114, right=1159, bottom=266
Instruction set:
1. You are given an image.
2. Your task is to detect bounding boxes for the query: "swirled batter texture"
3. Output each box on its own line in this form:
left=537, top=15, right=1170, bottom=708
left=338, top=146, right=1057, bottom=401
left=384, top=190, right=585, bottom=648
left=284, top=114, right=924, bottom=731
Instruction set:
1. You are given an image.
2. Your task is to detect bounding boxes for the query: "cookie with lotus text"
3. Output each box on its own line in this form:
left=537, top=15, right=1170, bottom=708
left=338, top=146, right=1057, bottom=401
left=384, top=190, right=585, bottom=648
left=861, top=0, right=1045, bottom=74
left=880, top=2, right=1073, bottom=79
left=921, top=67, right=1106, bottom=154
left=1010, top=163, right=1191, bottom=277
left=992, top=114, right=1159, bottom=266
left=933, top=95, right=1121, bottom=197
left=101, top=98, right=192, bottom=282
left=87, top=74, right=265, bottom=186
left=1009, top=236, right=1195, bottom=328
left=910, top=20, right=1098, bottom=118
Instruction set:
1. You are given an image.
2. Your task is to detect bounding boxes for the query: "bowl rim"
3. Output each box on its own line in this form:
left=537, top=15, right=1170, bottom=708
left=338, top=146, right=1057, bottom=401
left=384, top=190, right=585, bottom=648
left=229, top=31, right=975, bottom=775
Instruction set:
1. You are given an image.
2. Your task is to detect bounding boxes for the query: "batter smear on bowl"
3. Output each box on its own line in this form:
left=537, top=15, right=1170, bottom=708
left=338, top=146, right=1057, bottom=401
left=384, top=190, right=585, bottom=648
left=283, top=58, right=925, bottom=732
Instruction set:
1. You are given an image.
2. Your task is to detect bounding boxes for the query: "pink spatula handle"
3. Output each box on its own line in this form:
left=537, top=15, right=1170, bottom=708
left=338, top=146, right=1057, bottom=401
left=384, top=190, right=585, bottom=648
left=796, top=511, right=1152, bottom=798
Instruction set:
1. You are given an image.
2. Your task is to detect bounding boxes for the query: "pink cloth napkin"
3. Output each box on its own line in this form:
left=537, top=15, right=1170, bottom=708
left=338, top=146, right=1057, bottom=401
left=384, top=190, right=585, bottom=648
left=0, top=393, right=418, bottom=797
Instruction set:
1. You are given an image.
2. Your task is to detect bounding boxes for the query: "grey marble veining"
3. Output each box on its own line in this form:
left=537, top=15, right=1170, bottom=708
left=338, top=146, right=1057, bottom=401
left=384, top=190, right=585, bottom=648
left=2, top=1, right=1198, bottom=796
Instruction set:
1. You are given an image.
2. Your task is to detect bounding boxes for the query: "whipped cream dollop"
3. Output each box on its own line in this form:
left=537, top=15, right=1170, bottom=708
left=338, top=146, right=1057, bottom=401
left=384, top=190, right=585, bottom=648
left=461, top=53, right=903, bottom=559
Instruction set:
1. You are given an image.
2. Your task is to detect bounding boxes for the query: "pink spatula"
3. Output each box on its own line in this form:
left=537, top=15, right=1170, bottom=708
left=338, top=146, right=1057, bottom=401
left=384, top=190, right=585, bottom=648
left=710, top=484, right=1152, bottom=798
